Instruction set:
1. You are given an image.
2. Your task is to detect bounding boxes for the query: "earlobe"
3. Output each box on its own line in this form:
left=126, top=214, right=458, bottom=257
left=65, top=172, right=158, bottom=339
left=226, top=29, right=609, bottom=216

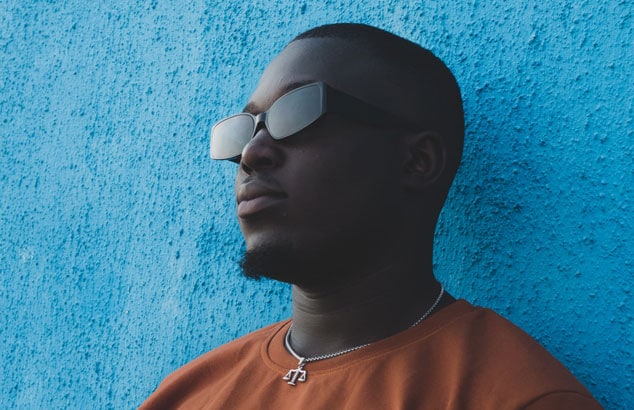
left=402, top=131, right=446, bottom=188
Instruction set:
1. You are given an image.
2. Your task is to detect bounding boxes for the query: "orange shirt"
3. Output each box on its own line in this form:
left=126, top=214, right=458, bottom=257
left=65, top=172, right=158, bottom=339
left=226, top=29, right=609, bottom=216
left=140, top=301, right=602, bottom=409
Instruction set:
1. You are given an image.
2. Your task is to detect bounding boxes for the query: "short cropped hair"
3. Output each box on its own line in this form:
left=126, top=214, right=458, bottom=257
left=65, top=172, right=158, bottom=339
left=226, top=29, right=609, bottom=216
left=292, top=23, right=464, bottom=202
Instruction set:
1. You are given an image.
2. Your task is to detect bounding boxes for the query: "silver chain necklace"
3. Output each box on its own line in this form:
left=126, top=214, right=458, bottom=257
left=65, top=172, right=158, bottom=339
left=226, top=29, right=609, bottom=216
left=282, top=283, right=445, bottom=386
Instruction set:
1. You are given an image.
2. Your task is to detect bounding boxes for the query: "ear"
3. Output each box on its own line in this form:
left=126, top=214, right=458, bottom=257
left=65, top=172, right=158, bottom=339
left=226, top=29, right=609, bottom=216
left=401, top=131, right=446, bottom=189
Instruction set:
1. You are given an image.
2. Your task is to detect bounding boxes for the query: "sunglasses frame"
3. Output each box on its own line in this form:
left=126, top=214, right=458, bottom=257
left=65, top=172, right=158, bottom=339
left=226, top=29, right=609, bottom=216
left=210, top=82, right=420, bottom=161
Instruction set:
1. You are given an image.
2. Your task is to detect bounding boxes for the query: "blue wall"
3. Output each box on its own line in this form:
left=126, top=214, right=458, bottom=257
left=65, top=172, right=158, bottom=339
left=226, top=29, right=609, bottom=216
left=1, top=1, right=631, bottom=408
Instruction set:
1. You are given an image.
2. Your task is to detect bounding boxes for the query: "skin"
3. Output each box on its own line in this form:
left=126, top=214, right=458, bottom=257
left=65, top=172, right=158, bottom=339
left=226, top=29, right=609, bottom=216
left=235, top=38, right=456, bottom=358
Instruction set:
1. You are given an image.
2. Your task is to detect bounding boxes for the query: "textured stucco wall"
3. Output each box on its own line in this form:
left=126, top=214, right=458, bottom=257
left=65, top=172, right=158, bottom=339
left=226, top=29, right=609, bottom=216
left=1, top=1, right=631, bottom=408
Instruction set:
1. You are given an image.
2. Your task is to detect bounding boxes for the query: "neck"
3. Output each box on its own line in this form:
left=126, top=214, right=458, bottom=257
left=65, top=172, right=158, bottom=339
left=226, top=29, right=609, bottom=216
left=287, top=244, right=454, bottom=358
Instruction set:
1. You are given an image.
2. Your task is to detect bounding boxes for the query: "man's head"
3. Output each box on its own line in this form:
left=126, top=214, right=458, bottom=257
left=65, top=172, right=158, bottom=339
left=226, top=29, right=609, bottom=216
left=216, top=23, right=464, bottom=287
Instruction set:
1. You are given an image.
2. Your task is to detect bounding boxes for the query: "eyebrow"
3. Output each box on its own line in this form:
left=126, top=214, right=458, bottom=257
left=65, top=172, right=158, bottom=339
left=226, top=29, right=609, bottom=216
left=242, top=80, right=316, bottom=114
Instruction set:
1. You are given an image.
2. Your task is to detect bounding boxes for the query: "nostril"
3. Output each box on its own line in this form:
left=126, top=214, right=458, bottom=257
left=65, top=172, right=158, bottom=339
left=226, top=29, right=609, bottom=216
left=240, top=161, right=254, bottom=174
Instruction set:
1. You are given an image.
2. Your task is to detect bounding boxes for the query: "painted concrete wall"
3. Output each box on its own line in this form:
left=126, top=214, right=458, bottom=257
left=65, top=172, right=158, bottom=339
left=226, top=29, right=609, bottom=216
left=1, top=1, right=631, bottom=408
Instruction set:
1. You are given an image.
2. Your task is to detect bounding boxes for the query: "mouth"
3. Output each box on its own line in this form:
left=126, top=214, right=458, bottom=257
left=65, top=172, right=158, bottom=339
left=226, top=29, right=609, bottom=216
left=237, top=194, right=287, bottom=217
left=236, top=182, right=288, bottom=218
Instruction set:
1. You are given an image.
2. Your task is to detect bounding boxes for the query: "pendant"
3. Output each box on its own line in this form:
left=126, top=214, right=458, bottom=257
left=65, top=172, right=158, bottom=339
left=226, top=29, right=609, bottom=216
left=282, top=358, right=307, bottom=385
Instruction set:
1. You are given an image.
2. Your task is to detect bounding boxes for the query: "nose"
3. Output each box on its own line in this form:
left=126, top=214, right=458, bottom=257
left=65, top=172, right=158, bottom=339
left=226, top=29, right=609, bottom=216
left=239, top=126, right=283, bottom=174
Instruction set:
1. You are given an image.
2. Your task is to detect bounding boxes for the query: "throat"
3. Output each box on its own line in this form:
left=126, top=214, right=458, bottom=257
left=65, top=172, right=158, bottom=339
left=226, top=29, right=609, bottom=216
left=288, top=275, right=446, bottom=358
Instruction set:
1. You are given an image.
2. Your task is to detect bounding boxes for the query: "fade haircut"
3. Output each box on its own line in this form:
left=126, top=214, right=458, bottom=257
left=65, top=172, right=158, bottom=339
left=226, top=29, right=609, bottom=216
left=292, top=23, right=464, bottom=201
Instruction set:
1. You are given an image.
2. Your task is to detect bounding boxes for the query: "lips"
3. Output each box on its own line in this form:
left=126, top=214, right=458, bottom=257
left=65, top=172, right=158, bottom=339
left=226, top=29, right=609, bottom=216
left=236, top=181, right=287, bottom=218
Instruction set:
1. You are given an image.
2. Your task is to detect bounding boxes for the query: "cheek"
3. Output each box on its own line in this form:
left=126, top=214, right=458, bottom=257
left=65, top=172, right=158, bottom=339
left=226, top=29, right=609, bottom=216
left=289, top=156, right=397, bottom=223
left=281, top=120, right=402, bottom=222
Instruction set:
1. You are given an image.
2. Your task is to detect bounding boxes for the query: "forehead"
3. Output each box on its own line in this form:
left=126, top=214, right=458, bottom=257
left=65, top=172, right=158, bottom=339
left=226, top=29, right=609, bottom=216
left=247, top=38, right=398, bottom=113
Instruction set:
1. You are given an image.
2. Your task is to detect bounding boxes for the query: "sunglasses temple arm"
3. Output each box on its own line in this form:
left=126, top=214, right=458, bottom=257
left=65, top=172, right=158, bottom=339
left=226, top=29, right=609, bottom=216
left=327, top=87, right=420, bottom=131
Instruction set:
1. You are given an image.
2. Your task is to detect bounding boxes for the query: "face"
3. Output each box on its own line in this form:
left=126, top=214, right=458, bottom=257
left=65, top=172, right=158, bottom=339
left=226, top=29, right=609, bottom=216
left=234, top=39, right=407, bottom=286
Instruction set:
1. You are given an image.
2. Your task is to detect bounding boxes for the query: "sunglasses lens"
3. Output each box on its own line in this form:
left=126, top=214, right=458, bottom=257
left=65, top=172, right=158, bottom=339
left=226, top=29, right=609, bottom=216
left=210, top=114, right=256, bottom=160
left=267, top=84, right=323, bottom=139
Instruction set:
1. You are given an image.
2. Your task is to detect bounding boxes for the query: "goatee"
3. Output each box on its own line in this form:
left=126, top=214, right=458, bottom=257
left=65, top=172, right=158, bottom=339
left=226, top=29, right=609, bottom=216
left=239, top=240, right=372, bottom=289
left=239, top=242, right=301, bottom=284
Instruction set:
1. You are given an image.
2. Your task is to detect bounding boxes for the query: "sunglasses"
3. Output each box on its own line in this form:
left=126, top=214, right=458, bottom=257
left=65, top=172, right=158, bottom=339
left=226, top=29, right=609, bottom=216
left=209, top=82, right=419, bottom=161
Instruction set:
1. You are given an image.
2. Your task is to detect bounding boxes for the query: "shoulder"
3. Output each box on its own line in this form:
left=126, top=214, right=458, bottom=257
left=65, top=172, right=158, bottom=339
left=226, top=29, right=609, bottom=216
left=451, top=305, right=570, bottom=370
left=139, top=320, right=289, bottom=409
left=182, top=320, right=288, bottom=369
left=431, top=301, right=600, bottom=408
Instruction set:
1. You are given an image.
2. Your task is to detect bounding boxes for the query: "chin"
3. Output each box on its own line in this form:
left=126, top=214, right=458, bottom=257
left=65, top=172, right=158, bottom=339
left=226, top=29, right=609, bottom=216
left=239, top=234, right=371, bottom=289
left=239, top=241, right=299, bottom=283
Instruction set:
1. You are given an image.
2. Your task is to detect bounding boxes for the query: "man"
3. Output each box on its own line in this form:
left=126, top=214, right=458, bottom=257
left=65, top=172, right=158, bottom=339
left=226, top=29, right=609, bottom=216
left=141, top=24, right=601, bottom=409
